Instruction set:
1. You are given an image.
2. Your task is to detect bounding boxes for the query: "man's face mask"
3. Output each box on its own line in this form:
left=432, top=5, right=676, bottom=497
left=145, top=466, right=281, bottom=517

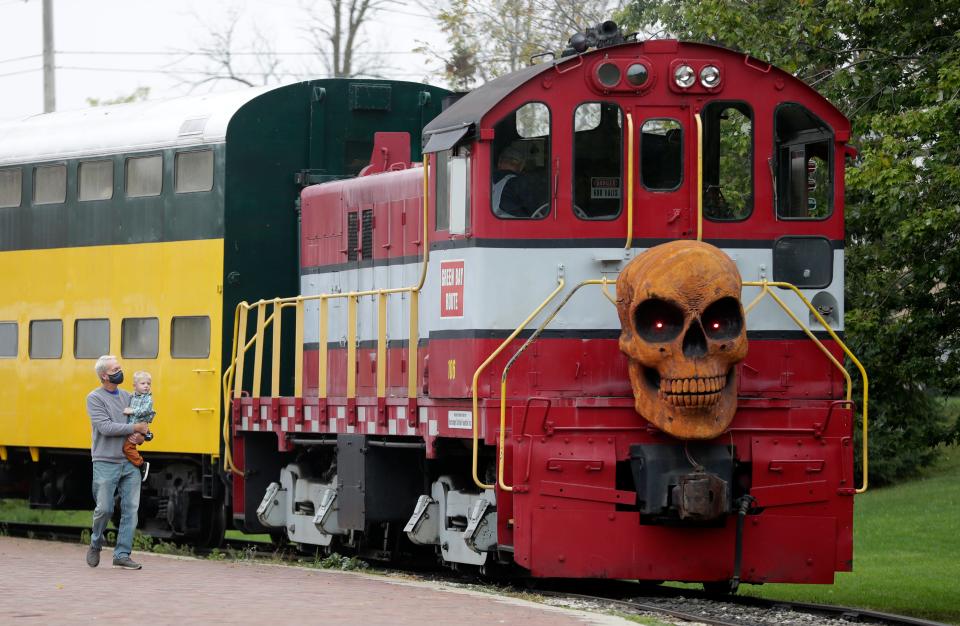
left=107, top=370, right=124, bottom=385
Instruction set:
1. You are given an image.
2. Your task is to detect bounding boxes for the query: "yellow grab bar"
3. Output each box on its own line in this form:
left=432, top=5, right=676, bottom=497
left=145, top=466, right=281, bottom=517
left=470, top=269, right=566, bottom=490
left=743, top=280, right=868, bottom=493
left=625, top=112, right=634, bottom=250
left=695, top=112, right=703, bottom=241
left=496, top=279, right=616, bottom=491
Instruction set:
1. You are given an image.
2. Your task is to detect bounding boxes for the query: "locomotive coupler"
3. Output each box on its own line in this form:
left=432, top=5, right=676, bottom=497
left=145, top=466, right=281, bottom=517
left=629, top=443, right=734, bottom=524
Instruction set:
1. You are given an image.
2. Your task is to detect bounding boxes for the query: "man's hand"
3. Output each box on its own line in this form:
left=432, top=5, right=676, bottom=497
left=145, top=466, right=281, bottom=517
left=127, top=433, right=145, bottom=445
left=132, top=422, right=150, bottom=434
left=123, top=407, right=134, bottom=415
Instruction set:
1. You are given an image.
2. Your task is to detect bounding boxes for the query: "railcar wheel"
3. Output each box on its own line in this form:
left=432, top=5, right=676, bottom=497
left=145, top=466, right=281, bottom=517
left=193, top=499, right=227, bottom=549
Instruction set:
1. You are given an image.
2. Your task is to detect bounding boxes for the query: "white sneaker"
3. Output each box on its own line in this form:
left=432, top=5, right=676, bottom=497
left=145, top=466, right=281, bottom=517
left=140, top=461, right=150, bottom=483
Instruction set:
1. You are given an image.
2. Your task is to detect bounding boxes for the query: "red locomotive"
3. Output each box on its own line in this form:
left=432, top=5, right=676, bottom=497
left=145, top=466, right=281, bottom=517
left=226, top=23, right=867, bottom=590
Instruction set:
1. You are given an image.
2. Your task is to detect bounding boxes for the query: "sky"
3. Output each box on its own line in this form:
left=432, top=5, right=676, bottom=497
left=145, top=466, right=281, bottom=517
left=0, top=0, right=446, bottom=122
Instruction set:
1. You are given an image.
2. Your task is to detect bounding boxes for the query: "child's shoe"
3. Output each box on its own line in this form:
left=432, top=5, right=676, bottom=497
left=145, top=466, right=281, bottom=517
left=140, top=461, right=150, bottom=483
left=144, top=431, right=154, bottom=442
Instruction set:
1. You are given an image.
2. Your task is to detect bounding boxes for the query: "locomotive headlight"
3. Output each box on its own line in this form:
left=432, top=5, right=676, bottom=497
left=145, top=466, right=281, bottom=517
left=700, top=65, right=721, bottom=88
left=674, top=64, right=695, bottom=88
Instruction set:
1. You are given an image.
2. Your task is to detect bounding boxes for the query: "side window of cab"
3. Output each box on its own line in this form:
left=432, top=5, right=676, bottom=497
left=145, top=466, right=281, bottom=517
left=774, top=103, right=834, bottom=219
left=491, top=102, right=551, bottom=219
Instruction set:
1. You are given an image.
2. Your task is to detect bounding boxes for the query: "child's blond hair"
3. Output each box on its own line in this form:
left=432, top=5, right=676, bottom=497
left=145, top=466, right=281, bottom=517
left=133, top=371, right=152, bottom=384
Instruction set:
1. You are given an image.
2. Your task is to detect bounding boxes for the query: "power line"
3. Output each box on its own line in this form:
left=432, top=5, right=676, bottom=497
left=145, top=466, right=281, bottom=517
left=54, top=65, right=428, bottom=78
left=0, top=53, right=41, bottom=65
left=55, top=49, right=424, bottom=56
left=0, top=67, right=40, bottom=78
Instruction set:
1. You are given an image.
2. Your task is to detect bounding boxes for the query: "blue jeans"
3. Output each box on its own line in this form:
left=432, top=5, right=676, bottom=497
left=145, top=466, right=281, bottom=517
left=90, top=461, right=141, bottom=558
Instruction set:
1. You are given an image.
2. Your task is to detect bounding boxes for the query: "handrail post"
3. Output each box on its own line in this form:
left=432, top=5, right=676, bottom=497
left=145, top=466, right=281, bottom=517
left=294, top=298, right=304, bottom=397
left=252, top=303, right=266, bottom=398
left=233, top=309, right=248, bottom=401
left=695, top=112, right=703, bottom=241
left=347, top=295, right=358, bottom=406
left=407, top=290, right=419, bottom=424
left=271, top=298, right=282, bottom=398
left=625, top=112, right=634, bottom=250
left=377, top=292, right=388, bottom=399
left=318, top=296, right=329, bottom=401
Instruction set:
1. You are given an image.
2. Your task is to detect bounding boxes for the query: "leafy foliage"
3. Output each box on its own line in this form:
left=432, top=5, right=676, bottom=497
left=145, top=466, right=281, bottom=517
left=620, top=0, right=960, bottom=483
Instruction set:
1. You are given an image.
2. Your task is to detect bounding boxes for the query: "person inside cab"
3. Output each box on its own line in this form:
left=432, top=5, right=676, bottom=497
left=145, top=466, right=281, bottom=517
left=492, top=142, right=546, bottom=218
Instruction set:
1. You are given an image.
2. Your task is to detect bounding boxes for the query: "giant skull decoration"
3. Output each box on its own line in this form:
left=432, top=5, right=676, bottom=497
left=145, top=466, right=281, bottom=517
left=616, top=241, right=748, bottom=440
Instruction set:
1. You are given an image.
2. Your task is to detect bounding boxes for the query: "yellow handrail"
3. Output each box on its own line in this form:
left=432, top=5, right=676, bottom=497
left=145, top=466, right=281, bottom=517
left=743, top=280, right=868, bottom=493
left=221, top=159, right=431, bottom=472
left=496, top=278, right=616, bottom=491
left=625, top=112, right=634, bottom=250
left=695, top=112, right=703, bottom=241
left=470, top=272, right=566, bottom=490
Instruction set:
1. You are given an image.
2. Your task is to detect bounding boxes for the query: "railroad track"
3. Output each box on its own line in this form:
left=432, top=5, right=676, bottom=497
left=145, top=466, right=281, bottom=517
left=2, top=522, right=947, bottom=626
left=534, top=587, right=951, bottom=626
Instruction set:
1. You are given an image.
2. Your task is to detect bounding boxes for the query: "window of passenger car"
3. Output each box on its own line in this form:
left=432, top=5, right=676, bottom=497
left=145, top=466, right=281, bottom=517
left=175, top=149, right=214, bottom=193
left=775, top=103, right=833, bottom=219
left=126, top=155, right=162, bottom=198
left=171, top=316, right=211, bottom=358
left=573, top=102, right=622, bottom=220
left=74, top=318, right=110, bottom=359
left=702, top=102, right=753, bottom=220
left=0, top=168, right=22, bottom=208
left=641, top=119, right=683, bottom=190
left=33, top=164, right=66, bottom=205
left=0, top=322, right=17, bottom=357
left=29, top=319, right=62, bottom=359
left=121, top=317, right=159, bottom=359
left=79, top=160, right=114, bottom=202
left=491, top=102, right=551, bottom=219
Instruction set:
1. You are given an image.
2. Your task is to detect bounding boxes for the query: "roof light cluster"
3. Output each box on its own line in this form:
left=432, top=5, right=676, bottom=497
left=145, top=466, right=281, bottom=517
left=673, top=63, right=722, bottom=89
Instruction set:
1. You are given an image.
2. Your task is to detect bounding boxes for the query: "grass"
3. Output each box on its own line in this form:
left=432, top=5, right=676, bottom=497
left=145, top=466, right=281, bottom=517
left=733, top=443, right=960, bottom=624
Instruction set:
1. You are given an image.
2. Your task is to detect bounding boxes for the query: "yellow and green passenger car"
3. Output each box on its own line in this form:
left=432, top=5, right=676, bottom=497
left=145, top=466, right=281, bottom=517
left=0, top=80, right=448, bottom=544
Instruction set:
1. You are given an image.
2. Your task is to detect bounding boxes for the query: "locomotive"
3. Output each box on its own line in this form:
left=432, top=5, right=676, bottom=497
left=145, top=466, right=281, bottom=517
left=228, top=24, right=868, bottom=590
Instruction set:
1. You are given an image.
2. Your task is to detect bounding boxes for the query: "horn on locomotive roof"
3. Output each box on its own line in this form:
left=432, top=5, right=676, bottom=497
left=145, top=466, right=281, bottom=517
left=561, top=20, right=626, bottom=57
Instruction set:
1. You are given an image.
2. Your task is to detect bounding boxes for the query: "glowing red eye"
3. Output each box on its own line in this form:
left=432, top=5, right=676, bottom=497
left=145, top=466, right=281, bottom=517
left=712, top=322, right=721, bottom=329
left=655, top=321, right=664, bottom=329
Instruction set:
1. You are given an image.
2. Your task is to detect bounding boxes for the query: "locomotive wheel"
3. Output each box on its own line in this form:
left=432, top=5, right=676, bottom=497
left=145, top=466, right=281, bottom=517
left=702, top=581, right=737, bottom=596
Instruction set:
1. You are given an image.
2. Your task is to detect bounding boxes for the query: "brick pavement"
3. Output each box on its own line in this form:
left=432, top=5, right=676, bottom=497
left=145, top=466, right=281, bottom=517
left=0, top=537, right=631, bottom=625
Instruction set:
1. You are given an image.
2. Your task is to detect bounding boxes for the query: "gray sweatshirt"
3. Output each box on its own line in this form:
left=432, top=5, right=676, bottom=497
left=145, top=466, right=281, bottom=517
left=87, top=387, right=135, bottom=463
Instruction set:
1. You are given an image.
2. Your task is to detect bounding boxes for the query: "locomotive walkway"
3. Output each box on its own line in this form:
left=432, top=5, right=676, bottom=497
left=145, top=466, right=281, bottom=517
left=0, top=537, right=630, bottom=625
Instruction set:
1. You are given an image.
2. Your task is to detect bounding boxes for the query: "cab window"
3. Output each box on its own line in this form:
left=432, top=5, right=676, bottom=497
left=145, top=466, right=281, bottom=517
left=702, top=102, right=753, bottom=220
left=491, top=102, right=551, bottom=219
left=775, top=103, right=833, bottom=219
left=573, top=102, right=622, bottom=220
left=641, top=119, right=683, bottom=190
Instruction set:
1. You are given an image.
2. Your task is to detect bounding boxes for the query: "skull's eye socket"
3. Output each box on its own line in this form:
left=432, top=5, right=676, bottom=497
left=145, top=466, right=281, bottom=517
left=702, top=297, right=744, bottom=340
left=634, top=299, right=684, bottom=342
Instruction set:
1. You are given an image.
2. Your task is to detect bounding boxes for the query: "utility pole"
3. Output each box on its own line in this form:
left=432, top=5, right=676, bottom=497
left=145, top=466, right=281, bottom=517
left=42, top=0, right=55, bottom=112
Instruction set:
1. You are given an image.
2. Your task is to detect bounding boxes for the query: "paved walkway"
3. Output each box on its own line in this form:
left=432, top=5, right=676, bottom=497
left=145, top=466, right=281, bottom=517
left=0, top=537, right=631, bottom=625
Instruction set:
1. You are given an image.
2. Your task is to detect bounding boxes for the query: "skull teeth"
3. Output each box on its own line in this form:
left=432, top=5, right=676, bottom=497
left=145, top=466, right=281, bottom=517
left=658, top=375, right=727, bottom=408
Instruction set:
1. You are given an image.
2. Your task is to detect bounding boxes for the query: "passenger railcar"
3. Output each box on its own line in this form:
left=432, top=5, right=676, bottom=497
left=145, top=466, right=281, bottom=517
left=232, top=27, right=868, bottom=589
left=0, top=79, right=449, bottom=544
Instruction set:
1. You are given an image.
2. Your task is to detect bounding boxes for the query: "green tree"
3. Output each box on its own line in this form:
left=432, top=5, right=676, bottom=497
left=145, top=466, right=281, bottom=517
left=620, top=0, right=960, bottom=484
left=86, top=87, right=151, bottom=108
